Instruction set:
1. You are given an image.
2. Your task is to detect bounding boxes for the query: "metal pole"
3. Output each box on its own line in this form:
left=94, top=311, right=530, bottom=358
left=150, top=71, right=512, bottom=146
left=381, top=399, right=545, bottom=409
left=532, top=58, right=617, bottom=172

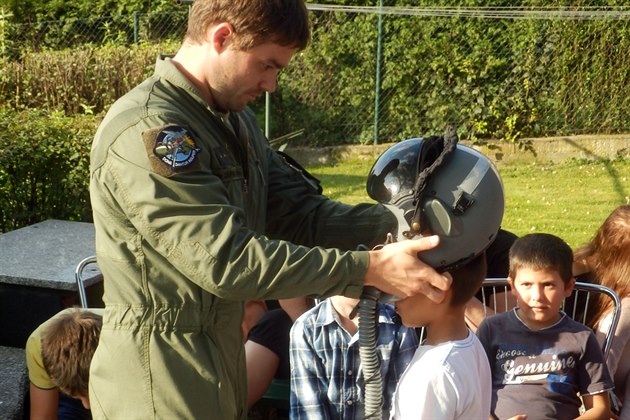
left=373, top=0, right=384, bottom=145
left=133, top=12, right=139, bottom=44
left=265, top=92, right=271, bottom=138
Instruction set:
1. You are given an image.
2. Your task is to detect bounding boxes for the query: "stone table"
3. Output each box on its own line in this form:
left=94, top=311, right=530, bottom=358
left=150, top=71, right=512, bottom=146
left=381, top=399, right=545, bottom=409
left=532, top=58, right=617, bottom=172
left=0, top=346, right=28, bottom=420
left=0, top=219, right=102, bottom=348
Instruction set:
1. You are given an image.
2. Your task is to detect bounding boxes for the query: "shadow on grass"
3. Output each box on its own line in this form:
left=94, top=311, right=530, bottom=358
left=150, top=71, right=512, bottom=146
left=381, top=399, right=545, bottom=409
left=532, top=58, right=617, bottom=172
left=563, top=138, right=628, bottom=203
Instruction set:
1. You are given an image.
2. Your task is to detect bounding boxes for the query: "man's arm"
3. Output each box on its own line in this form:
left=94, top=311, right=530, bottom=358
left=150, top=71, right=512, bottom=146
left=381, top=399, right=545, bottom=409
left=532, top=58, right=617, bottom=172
left=29, top=383, right=59, bottom=420
left=264, top=148, right=396, bottom=250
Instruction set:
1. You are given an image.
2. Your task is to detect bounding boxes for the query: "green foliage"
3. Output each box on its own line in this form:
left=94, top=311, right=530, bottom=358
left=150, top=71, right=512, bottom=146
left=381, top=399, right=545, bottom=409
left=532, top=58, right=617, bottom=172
left=1, top=5, right=629, bottom=149
left=0, top=42, right=177, bottom=114
left=4, top=0, right=180, bottom=22
left=0, top=108, right=98, bottom=232
left=273, top=11, right=381, bottom=147
left=274, top=7, right=630, bottom=146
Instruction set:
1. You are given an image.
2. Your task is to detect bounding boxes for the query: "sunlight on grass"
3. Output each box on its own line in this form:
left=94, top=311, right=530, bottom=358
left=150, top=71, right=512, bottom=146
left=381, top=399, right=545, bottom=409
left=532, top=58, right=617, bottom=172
left=306, top=157, right=630, bottom=249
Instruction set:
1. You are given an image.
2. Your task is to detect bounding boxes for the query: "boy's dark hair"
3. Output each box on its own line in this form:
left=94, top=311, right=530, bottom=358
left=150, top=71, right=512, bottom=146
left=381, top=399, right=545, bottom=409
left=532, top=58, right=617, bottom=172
left=187, top=0, right=310, bottom=50
left=449, top=253, right=488, bottom=306
left=509, top=233, right=573, bottom=283
left=41, top=309, right=102, bottom=398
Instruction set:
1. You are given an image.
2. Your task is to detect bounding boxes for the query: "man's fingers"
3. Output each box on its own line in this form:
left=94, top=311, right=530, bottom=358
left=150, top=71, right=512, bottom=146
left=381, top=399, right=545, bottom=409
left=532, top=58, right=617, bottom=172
left=402, top=235, right=440, bottom=252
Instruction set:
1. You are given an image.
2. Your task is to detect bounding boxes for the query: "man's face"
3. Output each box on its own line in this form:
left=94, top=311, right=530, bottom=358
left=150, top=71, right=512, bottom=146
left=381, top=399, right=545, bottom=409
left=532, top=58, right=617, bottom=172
left=210, top=41, right=297, bottom=112
left=509, top=267, right=574, bottom=330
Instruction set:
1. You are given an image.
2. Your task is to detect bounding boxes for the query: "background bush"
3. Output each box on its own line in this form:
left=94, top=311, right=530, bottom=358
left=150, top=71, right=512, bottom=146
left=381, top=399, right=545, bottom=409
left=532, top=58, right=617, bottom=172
left=0, top=43, right=174, bottom=114
left=0, top=108, right=97, bottom=232
left=1, top=8, right=628, bottom=147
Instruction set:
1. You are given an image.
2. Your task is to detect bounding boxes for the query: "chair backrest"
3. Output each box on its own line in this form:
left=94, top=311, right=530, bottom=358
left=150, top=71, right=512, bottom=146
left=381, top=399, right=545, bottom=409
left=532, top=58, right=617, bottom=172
left=479, top=278, right=622, bottom=358
left=75, top=255, right=98, bottom=309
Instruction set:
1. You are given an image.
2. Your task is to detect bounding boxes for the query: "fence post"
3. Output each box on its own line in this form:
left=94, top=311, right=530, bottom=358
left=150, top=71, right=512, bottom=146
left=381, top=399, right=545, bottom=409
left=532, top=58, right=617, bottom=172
left=373, top=0, right=384, bottom=145
left=133, top=12, right=140, bottom=44
left=265, top=92, right=271, bottom=139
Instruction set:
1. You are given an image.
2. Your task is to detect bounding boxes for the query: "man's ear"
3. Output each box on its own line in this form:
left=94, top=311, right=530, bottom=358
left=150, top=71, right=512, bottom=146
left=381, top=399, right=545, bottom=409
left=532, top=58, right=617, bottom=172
left=207, top=22, right=234, bottom=52
left=564, top=277, right=576, bottom=298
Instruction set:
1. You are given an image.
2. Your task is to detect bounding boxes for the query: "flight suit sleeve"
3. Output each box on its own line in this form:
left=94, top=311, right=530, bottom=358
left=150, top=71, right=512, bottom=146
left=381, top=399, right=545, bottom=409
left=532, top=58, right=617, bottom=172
left=264, top=148, right=396, bottom=250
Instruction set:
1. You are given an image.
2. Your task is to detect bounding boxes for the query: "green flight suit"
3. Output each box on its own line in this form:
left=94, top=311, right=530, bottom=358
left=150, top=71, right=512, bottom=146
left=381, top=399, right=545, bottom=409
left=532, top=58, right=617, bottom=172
left=89, top=55, right=396, bottom=419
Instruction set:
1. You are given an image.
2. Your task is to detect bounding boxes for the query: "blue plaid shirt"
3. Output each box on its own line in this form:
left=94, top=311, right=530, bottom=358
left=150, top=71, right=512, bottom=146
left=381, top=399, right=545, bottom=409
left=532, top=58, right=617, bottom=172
left=289, top=299, right=418, bottom=419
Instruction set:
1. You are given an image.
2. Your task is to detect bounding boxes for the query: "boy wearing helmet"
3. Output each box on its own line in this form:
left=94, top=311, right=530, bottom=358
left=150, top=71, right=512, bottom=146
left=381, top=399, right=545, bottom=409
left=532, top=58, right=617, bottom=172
left=390, top=253, right=492, bottom=419
left=367, top=132, right=506, bottom=419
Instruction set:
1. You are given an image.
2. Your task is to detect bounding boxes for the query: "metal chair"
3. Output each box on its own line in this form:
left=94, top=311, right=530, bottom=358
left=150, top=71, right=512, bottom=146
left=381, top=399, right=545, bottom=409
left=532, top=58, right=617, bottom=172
left=75, top=255, right=99, bottom=308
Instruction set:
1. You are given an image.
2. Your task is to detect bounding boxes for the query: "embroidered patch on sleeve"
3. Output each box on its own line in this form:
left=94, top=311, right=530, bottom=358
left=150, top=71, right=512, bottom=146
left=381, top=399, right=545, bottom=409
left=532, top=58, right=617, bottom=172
left=142, top=125, right=201, bottom=176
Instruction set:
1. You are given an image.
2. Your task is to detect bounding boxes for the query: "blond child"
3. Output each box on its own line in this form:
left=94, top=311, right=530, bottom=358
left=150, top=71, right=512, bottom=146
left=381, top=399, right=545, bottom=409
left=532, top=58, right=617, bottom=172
left=26, top=308, right=102, bottom=419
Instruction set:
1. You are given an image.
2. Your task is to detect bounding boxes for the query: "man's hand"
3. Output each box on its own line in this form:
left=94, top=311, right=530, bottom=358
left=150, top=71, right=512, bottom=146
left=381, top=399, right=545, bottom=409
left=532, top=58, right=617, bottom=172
left=364, top=235, right=451, bottom=303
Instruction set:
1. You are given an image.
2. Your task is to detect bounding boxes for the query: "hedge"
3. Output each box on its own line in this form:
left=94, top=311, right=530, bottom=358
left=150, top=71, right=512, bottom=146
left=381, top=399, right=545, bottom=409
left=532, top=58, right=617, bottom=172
left=0, top=108, right=98, bottom=233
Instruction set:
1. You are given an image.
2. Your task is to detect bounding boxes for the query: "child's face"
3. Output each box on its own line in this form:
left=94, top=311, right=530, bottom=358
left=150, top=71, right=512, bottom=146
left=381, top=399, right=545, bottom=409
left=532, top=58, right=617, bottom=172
left=395, top=291, right=438, bottom=328
left=509, top=267, right=574, bottom=330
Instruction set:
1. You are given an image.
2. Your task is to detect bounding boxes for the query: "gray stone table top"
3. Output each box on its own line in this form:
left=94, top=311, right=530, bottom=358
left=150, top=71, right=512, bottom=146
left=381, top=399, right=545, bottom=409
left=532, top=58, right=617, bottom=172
left=0, top=219, right=100, bottom=291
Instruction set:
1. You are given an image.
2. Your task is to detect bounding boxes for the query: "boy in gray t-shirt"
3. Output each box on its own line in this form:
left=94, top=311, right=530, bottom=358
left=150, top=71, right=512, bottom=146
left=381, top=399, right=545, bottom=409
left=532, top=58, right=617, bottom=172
left=476, top=233, right=613, bottom=420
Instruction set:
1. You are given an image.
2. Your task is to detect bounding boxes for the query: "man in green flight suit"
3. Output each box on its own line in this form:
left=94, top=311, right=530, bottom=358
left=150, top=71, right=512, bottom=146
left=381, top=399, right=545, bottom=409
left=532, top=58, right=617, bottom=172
left=88, top=0, right=451, bottom=418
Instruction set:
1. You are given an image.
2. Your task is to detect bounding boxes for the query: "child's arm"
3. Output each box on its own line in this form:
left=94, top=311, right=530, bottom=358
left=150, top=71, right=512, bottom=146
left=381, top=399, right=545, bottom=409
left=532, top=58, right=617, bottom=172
left=578, top=392, right=611, bottom=420
left=465, top=296, right=491, bottom=332
left=29, top=383, right=59, bottom=420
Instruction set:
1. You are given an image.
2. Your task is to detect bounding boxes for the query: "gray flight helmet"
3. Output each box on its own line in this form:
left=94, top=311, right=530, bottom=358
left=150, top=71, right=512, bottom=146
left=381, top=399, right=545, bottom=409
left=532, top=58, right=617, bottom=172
left=367, top=137, right=505, bottom=271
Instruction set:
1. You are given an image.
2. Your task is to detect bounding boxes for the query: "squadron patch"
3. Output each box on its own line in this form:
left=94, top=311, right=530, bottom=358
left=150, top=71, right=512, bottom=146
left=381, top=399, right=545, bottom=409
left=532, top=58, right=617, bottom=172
left=143, top=125, right=201, bottom=176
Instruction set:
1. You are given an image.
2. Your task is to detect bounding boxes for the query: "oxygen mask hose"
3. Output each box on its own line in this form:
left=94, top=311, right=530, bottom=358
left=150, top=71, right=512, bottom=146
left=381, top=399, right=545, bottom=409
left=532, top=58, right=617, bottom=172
left=358, top=286, right=383, bottom=419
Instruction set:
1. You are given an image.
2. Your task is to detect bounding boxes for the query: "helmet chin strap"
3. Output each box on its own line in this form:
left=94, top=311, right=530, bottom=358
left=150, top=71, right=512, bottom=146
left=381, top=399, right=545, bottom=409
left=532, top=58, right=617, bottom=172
left=406, top=125, right=459, bottom=238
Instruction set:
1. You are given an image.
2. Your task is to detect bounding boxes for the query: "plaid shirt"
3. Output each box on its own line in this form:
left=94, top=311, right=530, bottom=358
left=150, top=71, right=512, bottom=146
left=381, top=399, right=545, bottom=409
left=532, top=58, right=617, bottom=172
left=289, top=299, right=418, bottom=419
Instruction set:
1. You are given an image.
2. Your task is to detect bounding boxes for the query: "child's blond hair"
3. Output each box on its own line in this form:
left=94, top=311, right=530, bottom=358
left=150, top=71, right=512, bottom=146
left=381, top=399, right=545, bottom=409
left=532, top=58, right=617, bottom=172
left=41, top=309, right=102, bottom=397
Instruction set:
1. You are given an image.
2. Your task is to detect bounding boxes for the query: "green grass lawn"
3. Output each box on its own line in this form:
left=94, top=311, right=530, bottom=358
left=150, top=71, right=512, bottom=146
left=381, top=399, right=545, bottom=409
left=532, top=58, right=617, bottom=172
left=306, top=158, right=630, bottom=249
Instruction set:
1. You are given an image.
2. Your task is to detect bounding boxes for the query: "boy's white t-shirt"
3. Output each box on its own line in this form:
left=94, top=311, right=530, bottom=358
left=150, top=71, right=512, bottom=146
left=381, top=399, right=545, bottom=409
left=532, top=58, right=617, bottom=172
left=389, top=329, right=491, bottom=420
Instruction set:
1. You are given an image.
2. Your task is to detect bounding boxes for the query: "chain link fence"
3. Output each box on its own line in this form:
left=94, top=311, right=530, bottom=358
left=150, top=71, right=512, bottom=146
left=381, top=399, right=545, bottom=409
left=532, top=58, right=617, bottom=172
left=3, top=11, right=188, bottom=52
left=2, top=6, right=630, bottom=146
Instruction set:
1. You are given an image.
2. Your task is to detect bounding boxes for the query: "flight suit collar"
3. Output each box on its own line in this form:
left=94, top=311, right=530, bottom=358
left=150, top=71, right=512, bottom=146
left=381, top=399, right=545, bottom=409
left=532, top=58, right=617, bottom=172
left=154, top=54, right=215, bottom=112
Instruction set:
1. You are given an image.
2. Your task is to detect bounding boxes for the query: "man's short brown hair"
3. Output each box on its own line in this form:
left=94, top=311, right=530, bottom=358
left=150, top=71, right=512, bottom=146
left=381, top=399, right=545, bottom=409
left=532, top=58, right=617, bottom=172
left=186, top=0, right=310, bottom=50
left=41, top=309, right=102, bottom=398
